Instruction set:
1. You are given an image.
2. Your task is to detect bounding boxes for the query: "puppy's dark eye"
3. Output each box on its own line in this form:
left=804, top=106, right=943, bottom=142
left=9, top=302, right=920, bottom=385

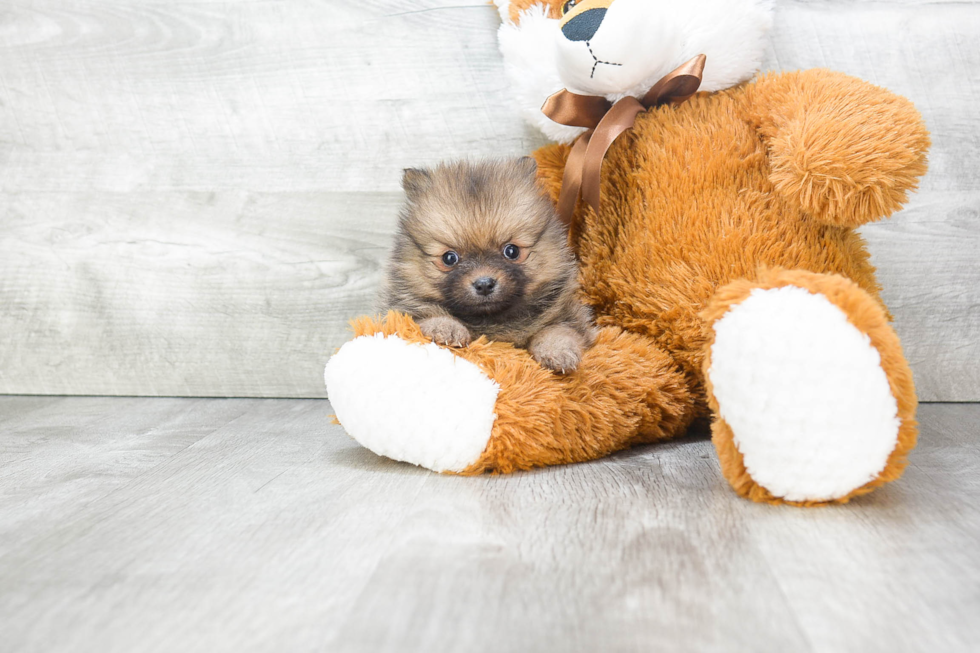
left=441, top=251, right=459, bottom=267
left=561, top=0, right=577, bottom=16
left=502, top=244, right=520, bottom=260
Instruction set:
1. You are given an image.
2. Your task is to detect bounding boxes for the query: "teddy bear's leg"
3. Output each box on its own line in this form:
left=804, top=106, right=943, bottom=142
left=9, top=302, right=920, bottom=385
left=325, top=312, right=696, bottom=474
left=702, top=270, right=917, bottom=505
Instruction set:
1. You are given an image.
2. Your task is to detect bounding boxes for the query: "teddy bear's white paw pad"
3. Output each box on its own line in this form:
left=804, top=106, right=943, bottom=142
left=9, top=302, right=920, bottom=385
left=708, top=286, right=900, bottom=502
left=324, top=334, right=499, bottom=473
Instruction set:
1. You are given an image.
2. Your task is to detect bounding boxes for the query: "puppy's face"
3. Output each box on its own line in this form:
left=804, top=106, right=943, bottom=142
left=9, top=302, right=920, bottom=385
left=392, top=158, right=573, bottom=321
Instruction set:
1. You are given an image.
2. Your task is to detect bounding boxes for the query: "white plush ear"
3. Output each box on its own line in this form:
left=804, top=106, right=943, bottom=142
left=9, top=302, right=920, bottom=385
left=497, top=4, right=588, bottom=144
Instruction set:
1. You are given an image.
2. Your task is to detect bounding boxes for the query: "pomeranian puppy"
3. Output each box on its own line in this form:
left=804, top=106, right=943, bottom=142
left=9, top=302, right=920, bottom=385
left=381, top=158, right=595, bottom=373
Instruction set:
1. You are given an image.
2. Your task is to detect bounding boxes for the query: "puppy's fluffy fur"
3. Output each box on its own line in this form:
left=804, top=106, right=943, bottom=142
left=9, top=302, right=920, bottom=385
left=382, top=158, right=595, bottom=373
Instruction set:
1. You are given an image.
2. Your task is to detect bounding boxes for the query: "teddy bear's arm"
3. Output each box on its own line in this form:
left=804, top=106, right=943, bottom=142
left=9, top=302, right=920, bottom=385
left=327, top=312, right=697, bottom=475
left=747, top=69, right=930, bottom=227
left=459, top=324, right=696, bottom=474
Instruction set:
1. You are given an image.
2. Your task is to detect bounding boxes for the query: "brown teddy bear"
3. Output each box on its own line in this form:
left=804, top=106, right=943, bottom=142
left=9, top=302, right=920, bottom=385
left=325, top=0, right=930, bottom=506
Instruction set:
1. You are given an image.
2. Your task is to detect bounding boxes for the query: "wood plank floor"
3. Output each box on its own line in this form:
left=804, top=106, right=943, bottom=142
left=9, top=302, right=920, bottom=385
left=0, top=398, right=977, bottom=652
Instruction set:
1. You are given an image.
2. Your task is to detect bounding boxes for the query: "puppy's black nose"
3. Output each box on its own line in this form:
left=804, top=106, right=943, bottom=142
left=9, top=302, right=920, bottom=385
left=561, top=8, right=607, bottom=42
left=473, top=277, right=497, bottom=296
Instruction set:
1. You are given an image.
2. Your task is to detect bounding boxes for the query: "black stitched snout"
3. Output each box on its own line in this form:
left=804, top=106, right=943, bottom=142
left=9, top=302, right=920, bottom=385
left=561, top=8, right=607, bottom=42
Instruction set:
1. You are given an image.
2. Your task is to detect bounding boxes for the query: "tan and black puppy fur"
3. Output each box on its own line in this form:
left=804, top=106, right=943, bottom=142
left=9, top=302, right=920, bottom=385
left=381, top=158, right=595, bottom=373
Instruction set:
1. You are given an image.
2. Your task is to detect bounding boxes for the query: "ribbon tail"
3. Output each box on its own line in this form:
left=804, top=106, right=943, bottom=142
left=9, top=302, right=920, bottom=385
left=545, top=53, right=706, bottom=229
left=556, top=131, right=591, bottom=227
left=580, top=97, right=646, bottom=216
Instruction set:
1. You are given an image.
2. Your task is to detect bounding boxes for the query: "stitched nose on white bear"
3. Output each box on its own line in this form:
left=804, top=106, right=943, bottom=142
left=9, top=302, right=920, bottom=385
left=561, top=8, right=607, bottom=41
left=555, top=0, right=678, bottom=96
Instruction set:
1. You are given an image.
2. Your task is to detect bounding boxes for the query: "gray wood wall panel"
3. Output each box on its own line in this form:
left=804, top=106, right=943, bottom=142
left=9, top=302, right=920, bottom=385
left=1, top=191, right=400, bottom=396
left=0, top=0, right=977, bottom=398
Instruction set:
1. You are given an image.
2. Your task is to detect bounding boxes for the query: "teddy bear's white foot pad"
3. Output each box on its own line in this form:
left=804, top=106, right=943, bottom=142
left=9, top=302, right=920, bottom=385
left=708, top=286, right=900, bottom=502
left=324, top=334, right=499, bottom=473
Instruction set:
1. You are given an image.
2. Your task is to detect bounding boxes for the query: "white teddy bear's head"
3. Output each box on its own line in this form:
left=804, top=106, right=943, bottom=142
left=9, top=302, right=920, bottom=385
left=494, top=0, right=774, bottom=142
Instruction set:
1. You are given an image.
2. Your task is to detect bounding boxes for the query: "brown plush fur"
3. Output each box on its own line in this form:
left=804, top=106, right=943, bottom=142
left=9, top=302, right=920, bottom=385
left=505, top=0, right=565, bottom=22
left=533, top=70, right=927, bottom=415
left=348, top=68, right=929, bottom=504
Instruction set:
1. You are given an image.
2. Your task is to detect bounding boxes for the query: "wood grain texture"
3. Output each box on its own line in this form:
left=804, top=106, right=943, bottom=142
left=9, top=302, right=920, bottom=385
left=0, top=397, right=260, bottom=555
left=0, top=191, right=400, bottom=396
left=0, top=0, right=977, bottom=398
left=0, top=397, right=977, bottom=652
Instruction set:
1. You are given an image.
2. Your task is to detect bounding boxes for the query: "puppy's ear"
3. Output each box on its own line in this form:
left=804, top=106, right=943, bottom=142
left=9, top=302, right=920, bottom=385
left=516, top=156, right=538, bottom=177
left=401, top=168, right=432, bottom=199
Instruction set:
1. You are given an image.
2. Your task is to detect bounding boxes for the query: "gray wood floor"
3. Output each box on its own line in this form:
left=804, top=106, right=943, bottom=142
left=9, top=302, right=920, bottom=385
left=0, top=397, right=978, bottom=653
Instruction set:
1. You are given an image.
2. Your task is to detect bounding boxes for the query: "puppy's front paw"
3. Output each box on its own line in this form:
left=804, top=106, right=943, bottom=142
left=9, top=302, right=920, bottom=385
left=419, top=316, right=472, bottom=347
left=529, top=326, right=584, bottom=374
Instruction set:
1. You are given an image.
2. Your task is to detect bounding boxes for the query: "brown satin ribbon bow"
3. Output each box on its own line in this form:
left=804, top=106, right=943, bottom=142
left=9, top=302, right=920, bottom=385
left=542, top=54, right=707, bottom=226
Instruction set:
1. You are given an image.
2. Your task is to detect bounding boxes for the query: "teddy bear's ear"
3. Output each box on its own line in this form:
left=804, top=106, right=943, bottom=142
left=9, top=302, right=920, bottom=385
left=401, top=168, right=432, bottom=198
